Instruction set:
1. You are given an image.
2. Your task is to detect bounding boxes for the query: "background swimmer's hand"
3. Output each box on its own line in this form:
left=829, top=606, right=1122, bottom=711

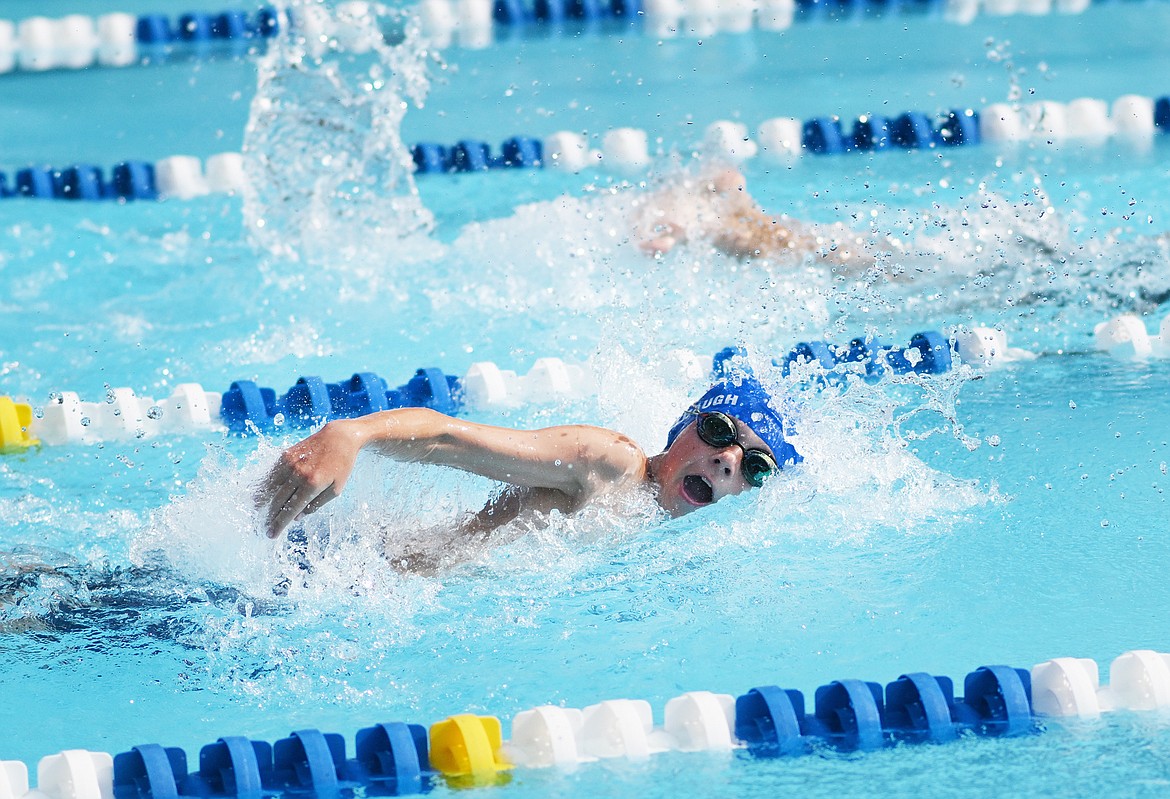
left=638, top=222, right=686, bottom=256
left=256, top=420, right=365, bottom=540
left=639, top=235, right=677, bottom=255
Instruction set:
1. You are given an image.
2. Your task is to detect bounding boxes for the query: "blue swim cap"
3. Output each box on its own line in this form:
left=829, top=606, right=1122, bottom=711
left=665, top=374, right=801, bottom=467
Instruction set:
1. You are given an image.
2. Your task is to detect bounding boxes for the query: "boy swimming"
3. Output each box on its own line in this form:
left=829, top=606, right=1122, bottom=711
left=258, top=373, right=800, bottom=541
left=633, top=166, right=901, bottom=274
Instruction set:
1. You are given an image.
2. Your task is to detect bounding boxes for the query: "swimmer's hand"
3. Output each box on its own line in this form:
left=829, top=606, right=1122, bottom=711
left=639, top=235, right=677, bottom=256
left=638, top=222, right=686, bottom=256
left=256, top=420, right=364, bottom=540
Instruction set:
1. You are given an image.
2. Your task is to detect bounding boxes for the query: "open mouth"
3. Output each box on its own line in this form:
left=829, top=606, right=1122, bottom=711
left=681, top=474, right=714, bottom=506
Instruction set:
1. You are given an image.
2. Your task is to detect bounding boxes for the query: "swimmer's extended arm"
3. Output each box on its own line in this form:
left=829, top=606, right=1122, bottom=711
left=257, top=408, right=646, bottom=539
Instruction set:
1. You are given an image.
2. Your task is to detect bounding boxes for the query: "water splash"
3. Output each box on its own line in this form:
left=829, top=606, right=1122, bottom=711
left=809, top=173, right=1170, bottom=334
left=436, top=181, right=833, bottom=355
left=241, top=1, right=438, bottom=268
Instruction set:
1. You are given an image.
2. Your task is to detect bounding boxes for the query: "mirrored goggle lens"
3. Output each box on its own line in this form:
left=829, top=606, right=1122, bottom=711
left=741, top=450, right=778, bottom=487
left=696, top=412, right=738, bottom=447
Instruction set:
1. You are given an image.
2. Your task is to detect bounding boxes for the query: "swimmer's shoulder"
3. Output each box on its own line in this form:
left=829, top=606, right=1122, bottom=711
left=556, top=424, right=649, bottom=486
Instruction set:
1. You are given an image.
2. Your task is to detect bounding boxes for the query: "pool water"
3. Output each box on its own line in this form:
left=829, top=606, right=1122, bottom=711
left=1, top=1, right=1170, bottom=796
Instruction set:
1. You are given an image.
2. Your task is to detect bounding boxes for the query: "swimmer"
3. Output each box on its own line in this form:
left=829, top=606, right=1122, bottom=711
left=257, top=374, right=800, bottom=541
left=633, top=166, right=902, bottom=274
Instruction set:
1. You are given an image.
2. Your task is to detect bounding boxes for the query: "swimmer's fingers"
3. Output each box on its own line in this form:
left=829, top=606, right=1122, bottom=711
left=260, top=450, right=324, bottom=539
left=258, top=421, right=362, bottom=538
left=295, top=491, right=336, bottom=521
left=267, top=480, right=337, bottom=540
left=263, top=479, right=301, bottom=539
left=255, top=456, right=293, bottom=507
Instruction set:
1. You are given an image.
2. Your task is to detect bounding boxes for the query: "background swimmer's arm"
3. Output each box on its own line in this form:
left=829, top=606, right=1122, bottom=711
left=258, top=408, right=645, bottom=539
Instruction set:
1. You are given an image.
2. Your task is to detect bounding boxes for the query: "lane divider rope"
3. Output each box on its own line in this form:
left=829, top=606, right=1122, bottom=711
left=0, top=154, right=244, bottom=202
left=4, top=92, right=1166, bottom=202
left=12, top=310, right=1166, bottom=453
left=0, top=8, right=278, bottom=74
left=0, top=0, right=1144, bottom=72
left=1, top=649, right=1167, bottom=794
left=0, top=326, right=1029, bottom=453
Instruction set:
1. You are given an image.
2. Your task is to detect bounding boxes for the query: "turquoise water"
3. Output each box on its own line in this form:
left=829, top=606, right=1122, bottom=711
left=1, top=1, right=1170, bottom=796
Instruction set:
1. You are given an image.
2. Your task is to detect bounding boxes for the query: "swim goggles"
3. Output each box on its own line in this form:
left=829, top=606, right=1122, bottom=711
left=694, top=412, right=778, bottom=488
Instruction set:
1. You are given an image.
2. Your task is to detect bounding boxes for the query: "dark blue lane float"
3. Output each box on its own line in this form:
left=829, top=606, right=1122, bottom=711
left=494, top=0, right=644, bottom=24
left=220, top=369, right=461, bottom=434
left=411, top=137, right=543, bottom=173
left=735, top=665, right=1034, bottom=757
left=135, top=8, right=280, bottom=44
left=2, top=161, right=158, bottom=201
left=113, top=723, right=434, bottom=799
left=801, top=109, right=981, bottom=154
left=714, top=329, right=954, bottom=384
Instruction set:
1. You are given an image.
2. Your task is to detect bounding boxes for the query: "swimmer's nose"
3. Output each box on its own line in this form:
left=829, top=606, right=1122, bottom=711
left=711, top=445, right=744, bottom=480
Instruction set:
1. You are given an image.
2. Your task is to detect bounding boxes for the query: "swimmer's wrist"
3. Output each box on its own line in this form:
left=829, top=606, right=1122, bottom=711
left=323, top=415, right=381, bottom=452
left=355, top=413, right=394, bottom=449
left=351, top=409, right=411, bottom=455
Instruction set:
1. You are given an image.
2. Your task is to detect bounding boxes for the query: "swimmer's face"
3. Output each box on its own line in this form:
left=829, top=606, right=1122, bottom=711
left=653, top=416, right=773, bottom=517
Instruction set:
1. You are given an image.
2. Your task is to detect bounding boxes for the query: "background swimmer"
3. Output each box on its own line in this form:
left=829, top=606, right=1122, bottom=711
left=257, top=374, right=800, bottom=543
left=632, top=166, right=903, bottom=274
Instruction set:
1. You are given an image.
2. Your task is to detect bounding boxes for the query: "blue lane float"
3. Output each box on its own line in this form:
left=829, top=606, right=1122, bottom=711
left=713, top=328, right=956, bottom=385
left=220, top=368, right=461, bottom=434
left=939, top=107, right=981, bottom=145
left=736, top=665, right=1034, bottom=757
left=802, top=117, right=848, bottom=154
left=412, top=136, right=543, bottom=173
left=352, top=723, right=433, bottom=797
left=891, top=110, right=938, bottom=148
left=884, top=672, right=960, bottom=743
left=271, top=730, right=358, bottom=797
left=111, top=726, right=432, bottom=799
left=135, top=8, right=279, bottom=44
left=852, top=114, right=894, bottom=151
left=734, top=686, right=807, bottom=755
left=193, top=737, right=272, bottom=799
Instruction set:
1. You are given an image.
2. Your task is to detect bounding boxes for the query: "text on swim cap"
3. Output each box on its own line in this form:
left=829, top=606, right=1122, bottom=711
left=696, top=393, right=740, bottom=410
